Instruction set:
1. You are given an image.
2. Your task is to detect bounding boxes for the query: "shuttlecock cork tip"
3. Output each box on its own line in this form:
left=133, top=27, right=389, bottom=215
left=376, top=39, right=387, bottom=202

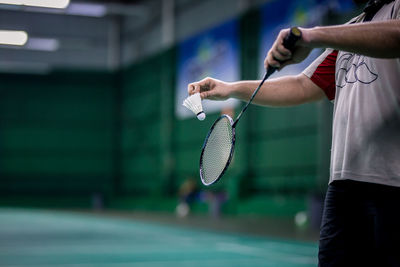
left=197, top=112, right=206, bottom=121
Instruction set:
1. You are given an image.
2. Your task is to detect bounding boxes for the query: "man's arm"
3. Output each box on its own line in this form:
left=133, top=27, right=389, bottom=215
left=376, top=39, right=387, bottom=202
left=188, top=74, right=325, bottom=107
left=303, top=20, right=400, bottom=58
left=267, top=20, right=400, bottom=69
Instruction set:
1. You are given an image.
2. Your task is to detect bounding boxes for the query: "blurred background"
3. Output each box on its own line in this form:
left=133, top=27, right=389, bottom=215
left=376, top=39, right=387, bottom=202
left=0, top=0, right=363, bottom=266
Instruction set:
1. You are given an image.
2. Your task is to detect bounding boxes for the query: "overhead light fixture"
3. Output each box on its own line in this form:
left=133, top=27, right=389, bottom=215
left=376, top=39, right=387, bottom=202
left=25, top=37, right=59, bottom=51
left=67, top=3, right=106, bottom=17
left=0, top=35, right=60, bottom=51
left=0, top=30, right=28, bottom=46
left=0, top=0, right=69, bottom=9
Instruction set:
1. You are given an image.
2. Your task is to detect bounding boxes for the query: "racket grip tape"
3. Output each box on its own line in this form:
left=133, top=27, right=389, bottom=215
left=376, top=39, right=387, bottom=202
left=282, top=27, right=302, bottom=52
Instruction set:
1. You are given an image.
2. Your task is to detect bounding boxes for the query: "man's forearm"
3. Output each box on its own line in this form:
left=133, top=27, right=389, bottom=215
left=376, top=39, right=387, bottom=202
left=230, top=74, right=324, bottom=107
left=302, top=20, right=400, bottom=58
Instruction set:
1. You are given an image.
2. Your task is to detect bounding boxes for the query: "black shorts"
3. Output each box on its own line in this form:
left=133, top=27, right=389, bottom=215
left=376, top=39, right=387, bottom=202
left=318, top=180, right=400, bottom=267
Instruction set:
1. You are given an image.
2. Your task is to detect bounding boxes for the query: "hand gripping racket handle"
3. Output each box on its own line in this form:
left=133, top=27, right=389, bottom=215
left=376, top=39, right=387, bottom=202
left=233, top=27, right=302, bottom=127
left=266, top=27, right=302, bottom=76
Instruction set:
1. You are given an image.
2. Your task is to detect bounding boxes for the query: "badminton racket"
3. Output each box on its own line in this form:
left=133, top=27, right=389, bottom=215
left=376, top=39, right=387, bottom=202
left=199, top=27, right=302, bottom=186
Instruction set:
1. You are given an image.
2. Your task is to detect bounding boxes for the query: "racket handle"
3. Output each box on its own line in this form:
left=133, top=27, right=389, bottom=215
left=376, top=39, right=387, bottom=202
left=282, top=27, right=302, bottom=52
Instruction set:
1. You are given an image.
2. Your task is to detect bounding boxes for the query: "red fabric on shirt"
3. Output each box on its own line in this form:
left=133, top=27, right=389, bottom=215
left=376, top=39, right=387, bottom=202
left=310, top=50, right=338, bottom=101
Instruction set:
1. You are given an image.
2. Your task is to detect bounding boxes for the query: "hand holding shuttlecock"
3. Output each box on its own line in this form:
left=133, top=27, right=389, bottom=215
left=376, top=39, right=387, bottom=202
left=182, top=93, right=206, bottom=121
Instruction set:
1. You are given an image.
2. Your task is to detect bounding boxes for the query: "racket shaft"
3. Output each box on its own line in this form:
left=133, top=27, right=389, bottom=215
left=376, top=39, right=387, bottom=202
left=233, top=27, right=301, bottom=127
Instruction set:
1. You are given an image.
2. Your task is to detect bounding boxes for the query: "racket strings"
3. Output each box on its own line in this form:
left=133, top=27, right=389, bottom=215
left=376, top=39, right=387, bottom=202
left=200, top=116, right=234, bottom=185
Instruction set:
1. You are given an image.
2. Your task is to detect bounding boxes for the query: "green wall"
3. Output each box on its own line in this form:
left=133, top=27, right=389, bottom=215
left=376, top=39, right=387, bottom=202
left=0, top=71, right=115, bottom=200
left=119, top=55, right=163, bottom=195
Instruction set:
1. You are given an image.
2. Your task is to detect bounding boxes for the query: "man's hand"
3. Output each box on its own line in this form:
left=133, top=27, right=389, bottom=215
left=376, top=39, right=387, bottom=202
left=264, top=28, right=313, bottom=70
left=187, top=77, right=232, bottom=100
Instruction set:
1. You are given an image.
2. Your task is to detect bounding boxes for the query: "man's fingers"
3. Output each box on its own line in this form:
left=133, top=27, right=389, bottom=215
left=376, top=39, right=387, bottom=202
left=265, top=45, right=292, bottom=69
left=187, top=84, right=193, bottom=95
left=187, top=83, right=196, bottom=95
left=187, top=83, right=200, bottom=95
left=266, top=52, right=281, bottom=68
left=271, top=50, right=288, bottom=62
left=264, top=28, right=297, bottom=70
left=188, top=77, right=214, bottom=95
left=200, top=83, right=211, bottom=92
left=200, top=91, right=210, bottom=99
left=277, top=44, right=292, bottom=58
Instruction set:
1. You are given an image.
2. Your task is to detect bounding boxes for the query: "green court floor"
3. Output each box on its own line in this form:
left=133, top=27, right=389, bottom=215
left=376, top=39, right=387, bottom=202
left=0, top=208, right=318, bottom=266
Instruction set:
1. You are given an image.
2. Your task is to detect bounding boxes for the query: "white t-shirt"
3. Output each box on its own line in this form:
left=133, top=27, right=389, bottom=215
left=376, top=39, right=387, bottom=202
left=303, top=0, right=400, bottom=187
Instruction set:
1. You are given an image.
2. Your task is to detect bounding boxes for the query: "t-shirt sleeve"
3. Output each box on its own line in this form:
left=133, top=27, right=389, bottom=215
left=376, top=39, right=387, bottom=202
left=302, top=49, right=338, bottom=101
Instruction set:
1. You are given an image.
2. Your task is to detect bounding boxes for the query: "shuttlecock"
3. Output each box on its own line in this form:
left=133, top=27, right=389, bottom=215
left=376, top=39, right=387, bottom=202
left=182, top=93, right=206, bottom=121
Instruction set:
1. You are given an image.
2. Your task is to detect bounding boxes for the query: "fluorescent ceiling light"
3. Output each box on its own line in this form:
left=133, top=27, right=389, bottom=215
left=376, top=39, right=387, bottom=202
left=0, top=30, right=28, bottom=46
left=25, top=37, right=59, bottom=51
left=67, top=3, right=106, bottom=17
left=0, top=0, right=69, bottom=9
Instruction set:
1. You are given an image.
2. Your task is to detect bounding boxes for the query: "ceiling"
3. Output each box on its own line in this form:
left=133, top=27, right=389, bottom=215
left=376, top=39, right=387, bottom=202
left=0, top=0, right=161, bottom=74
left=0, top=0, right=273, bottom=74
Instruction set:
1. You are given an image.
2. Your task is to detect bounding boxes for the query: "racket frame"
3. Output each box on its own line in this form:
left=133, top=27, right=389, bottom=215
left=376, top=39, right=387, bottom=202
left=199, top=114, right=236, bottom=186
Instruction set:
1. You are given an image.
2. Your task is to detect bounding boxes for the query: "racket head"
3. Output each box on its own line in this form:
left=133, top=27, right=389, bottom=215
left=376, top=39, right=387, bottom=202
left=199, top=114, right=236, bottom=186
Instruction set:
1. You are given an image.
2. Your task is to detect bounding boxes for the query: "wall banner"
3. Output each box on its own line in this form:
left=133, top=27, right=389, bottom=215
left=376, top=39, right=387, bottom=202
left=176, top=19, right=240, bottom=120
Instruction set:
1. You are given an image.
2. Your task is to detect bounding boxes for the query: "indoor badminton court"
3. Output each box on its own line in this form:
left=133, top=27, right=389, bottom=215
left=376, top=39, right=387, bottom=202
left=0, top=0, right=384, bottom=266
